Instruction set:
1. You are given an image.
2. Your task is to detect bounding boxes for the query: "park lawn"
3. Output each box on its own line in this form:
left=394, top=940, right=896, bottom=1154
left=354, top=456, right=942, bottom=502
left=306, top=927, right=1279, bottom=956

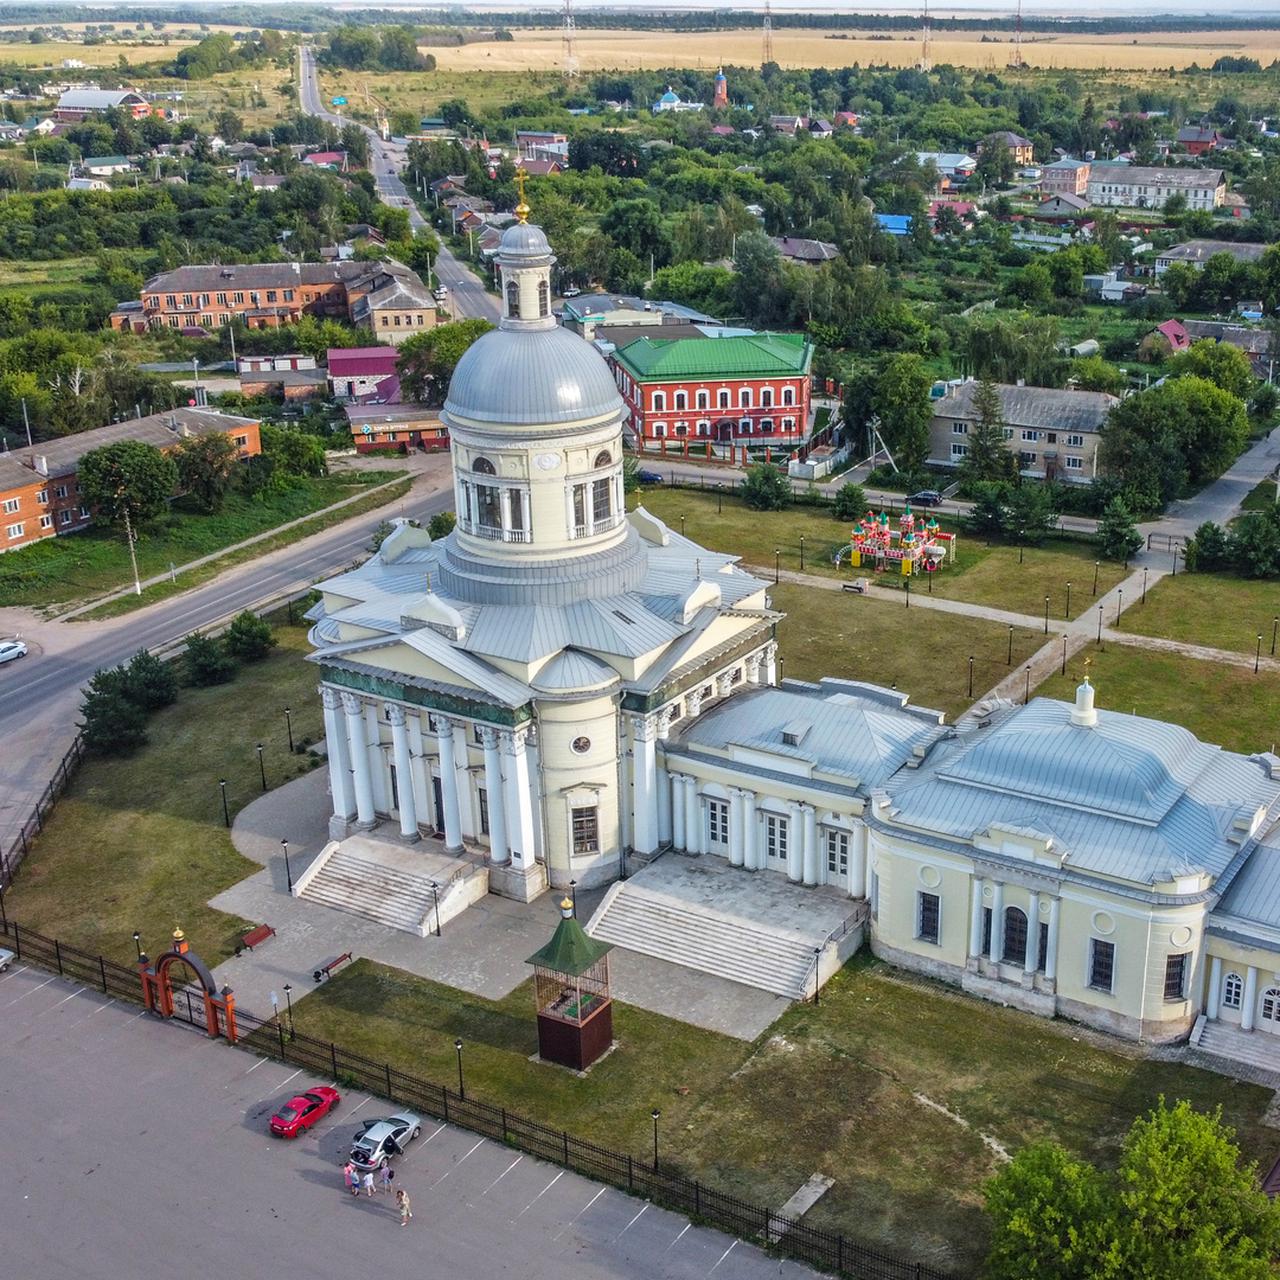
left=1117, top=571, right=1280, bottom=656
left=7, top=623, right=324, bottom=965
left=635, top=488, right=1123, bottom=621
left=0, top=470, right=404, bottom=612
left=289, top=953, right=1272, bottom=1274
left=1242, top=478, right=1279, bottom=513
left=1033, top=642, right=1280, bottom=754
left=770, top=583, right=1042, bottom=721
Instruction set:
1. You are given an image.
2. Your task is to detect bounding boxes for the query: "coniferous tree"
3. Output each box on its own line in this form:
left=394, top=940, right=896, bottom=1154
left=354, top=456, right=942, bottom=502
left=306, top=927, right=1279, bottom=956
left=960, top=378, right=1018, bottom=484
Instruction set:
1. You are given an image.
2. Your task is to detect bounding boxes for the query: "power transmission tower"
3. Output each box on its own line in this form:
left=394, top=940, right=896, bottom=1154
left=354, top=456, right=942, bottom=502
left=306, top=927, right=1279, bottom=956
left=919, top=0, right=931, bottom=73
left=762, top=0, right=774, bottom=68
left=561, top=0, right=579, bottom=79
left=1012, top=0, right=1025, bottom=69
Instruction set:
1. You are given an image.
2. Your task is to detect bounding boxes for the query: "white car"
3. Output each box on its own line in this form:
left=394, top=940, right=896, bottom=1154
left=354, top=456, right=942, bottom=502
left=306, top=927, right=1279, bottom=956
left=0, top=948, right=14, bottom=972
left=0, top=639, right=27, bottom=665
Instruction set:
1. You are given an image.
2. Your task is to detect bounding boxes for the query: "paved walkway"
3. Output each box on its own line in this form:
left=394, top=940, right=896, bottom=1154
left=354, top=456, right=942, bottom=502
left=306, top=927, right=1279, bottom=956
left=213, top=769, right=788, bottom=1040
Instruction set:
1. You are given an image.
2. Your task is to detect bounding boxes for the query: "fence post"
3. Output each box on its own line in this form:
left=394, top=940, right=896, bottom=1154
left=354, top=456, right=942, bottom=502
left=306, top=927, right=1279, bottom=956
left=385, top=1062, right=392, bottom=1098
left=627, top=1154, right=633, bottom=1190
left=278, top=1021, right=286, bottom=1058
left=837, top=1235, right=843, bottom=1273
left=54, top=938, right=63, bottom=975
left=694, top=1182, right=700, bottom=1216
left=12, top=920, right=18, bottom=959
left=915, top=1264, right=922, bottom=1280
left=501, top=1108, right=508, bottom=1143
left=563, top=1131, right=569, bottom=1164
left=442, top=1084, right=449, bottom=1122
left=99, top=955, right=108, bottom=993
left=331, top=1042, right=339, bottom=1080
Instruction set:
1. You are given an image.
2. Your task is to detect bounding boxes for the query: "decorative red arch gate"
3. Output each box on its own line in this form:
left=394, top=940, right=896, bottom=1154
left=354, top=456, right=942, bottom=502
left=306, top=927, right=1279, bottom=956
left=138, top=928, right=239, bottom=1043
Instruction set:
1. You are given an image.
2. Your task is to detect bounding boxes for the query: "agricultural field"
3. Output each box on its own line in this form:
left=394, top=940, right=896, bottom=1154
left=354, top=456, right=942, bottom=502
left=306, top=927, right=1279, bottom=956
left=315, top=66, right=550, bottom=125
left=422, top=25, right=1280, bottom=74
left=0, top=38, right=195, bottom=68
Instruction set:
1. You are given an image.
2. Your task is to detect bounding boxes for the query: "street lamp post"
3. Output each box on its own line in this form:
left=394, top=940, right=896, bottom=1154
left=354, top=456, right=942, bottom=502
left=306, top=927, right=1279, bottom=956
left=1061, top=634, right=1068, bottom=676
left=455, top=1038, right=465, bottom=1099
left=1065, top=581, right=1071, bottom=619
left=569, top=880, right=578, bottom=916
left=1116, top=589, right=1123, bottom=625
left=219, top=778, right=230, bottom=828
left=427, top=880, right=441, bottom=936
left=133, top=930, right=142, bottom=960
left=1024, top=665, right=1031, bottom=705
left=283, top=982, right=294, bottom=1036
left=1006, top=626, right=1013, bottom=666
left=1092, top=561, right=1099, bottom=595
left=1272, top=616, right=1278, bottom=657
left=1257, top=634, right=1263, bottom=675
left=774, top=548, right=780, bottom=584
left=1097, top=605, right=1103, bottom=644
left=1141, top=568, right=1149, bottom=606
left=905, top=577, right=910, bottom=609
left=651, top=1109, right=661, bottom=1171
left=1043, top=595, right=1049, bottom=635
left=256, top=743, right=267, bottom=792
left=799, top=535, right=806, bottom=572
left=281, top=839, right=293, bottom=894
left=284, top=707, right=294, bottom=753
left=717, top=483, right=723, bottom=514
left=967, top=655, right=974, bottom=699
left=812, top=947, right=822, bottom=1005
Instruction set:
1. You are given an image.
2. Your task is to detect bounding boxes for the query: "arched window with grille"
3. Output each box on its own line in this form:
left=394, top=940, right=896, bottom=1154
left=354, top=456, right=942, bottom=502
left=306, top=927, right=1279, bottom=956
left=1223, top=972, right=1243, bottom=1010
left=537, top=279, right=549, bottom=317
left=1002, top=907, right=1028, bottom=966
left=594, top=450, right=612, bottom=468
left=506, top=279, right=520, bottom=318
left=472, top=457, right=496, bottom=475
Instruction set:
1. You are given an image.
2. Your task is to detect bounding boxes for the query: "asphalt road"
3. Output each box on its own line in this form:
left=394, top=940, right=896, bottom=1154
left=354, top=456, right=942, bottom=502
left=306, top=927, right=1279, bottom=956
left=0, top=962, right=820, bottom=1280
left=297, top=45, right=500, bottom=325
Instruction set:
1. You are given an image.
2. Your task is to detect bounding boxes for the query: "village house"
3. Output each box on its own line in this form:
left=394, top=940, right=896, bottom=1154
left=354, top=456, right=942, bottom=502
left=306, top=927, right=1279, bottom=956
left=327, top=346, right=400, bottom=400
left=1154, top=239, right=1269, bottom=275
left=983, top=130, right=1035, bottom=166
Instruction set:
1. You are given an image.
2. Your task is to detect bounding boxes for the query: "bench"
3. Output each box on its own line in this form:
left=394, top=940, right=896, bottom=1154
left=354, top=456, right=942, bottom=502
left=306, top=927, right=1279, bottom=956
left=313, top=951, right=353, bottom=983
left=238, top=924, right=275, bottom=953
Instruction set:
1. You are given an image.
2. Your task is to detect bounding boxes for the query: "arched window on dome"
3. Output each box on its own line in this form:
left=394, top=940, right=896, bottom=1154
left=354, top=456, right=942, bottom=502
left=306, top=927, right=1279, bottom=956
left=473, top=457, right=496, bottom=475
left=537, top=279, right=549, bottom=317
left=506, top=279, right=520, bottom=319
left=594, top=451, right=612, bottom=468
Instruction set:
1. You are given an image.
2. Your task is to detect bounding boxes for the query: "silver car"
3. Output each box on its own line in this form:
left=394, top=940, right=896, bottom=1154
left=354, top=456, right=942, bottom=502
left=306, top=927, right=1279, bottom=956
left=349, top=1112, right=422, bottom=1170
left=0, top=948, right=14, bottom=972
left=0, top=639, right=27, bottom=665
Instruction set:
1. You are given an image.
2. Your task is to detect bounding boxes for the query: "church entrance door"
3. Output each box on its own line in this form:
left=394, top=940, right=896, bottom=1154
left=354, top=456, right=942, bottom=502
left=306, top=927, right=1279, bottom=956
left=1260, top=987, right=1280, bottom=1034
left=431, top=776, right=445, bottom=837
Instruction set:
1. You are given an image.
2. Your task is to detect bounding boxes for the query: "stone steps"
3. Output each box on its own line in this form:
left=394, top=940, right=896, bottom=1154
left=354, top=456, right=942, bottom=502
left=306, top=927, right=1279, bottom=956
left=586, top=886, right=823, bottom=999
left=299, top=850, right=453, bottom=935
left=1196, top=1022, right=1280, bottom=1075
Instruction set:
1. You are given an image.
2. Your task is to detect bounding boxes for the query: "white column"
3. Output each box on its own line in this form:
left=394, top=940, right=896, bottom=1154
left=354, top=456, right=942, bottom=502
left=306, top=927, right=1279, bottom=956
left=451, top=721, right=471, bottom=837
left=968, top=878, right=985, bottom=959
left=365, top=702, right=387, bottom=813
left=407, top=713, right=430, bottom=828
left=432, top=714, right=463, bottom=853
left=728, top=788, right=744, bottom=868
left=851, top=825, right=868, bottom=898
left=764, top=642, right=778, bottom=686
left=1207, top=954, right=1223, bottom=1020
left=342, top=693, right=375, bottom=827
left=480, top=727, right=509, bottom=865
left=386, top=705, right=419, bottom=841
left=685, top=687, right=703, bottom=719
left=802, top=805, right=819, bottom=886
left=631, top=715, right=657, bottom=855
left=502, top=727, right=536, bottom=870
left=656, top=708, right=674, bottom=846
left=783, top=801, right=802, bottom=881
left=716, top=671, right=733, bottom=699
left=671, top=774, right=687, bottom=850
left=321, top=688, right=355, bottom=821
left=990, top=882, right=1005, bottom=964
left=1025, top=890, right=1041, bottom=975
left=1243, top=965, right=1259, bottom=1032
left=745, top=652, right=763, bottom=685
left=685, top=779, right=701, bottom=854
left=1044, top=896, right=1060, bottom=982
left=584, top=476, right=596, bottom=533
left=741, top=792, right=758, bottom=870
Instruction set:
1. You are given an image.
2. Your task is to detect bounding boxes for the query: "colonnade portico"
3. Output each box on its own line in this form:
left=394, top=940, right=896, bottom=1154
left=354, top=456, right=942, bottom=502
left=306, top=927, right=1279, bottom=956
left=966, top=874, right=1061, bottom=986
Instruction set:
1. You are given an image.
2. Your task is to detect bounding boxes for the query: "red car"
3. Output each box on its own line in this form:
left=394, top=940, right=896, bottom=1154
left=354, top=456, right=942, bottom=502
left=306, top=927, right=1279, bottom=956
left=269, top=1086, right=341, bottom=1138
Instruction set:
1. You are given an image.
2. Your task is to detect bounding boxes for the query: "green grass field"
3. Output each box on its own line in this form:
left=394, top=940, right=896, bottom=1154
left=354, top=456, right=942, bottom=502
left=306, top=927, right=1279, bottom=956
left=7, top=621, right=323, bottom=965
left=290, top=954, right=1273, bottom=1273
left=0, top=471, right=404, bottom=612
left=635, top=488, right=1125, bottom=620
left=1118, top=571, right=1280, bottom=656
left=1034, top=641, right=1280, bottom=753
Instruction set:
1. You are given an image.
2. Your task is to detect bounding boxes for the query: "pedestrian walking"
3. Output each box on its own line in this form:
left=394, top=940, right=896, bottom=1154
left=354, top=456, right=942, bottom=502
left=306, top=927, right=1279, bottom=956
left=396, top=1188, right=412, bottom=1227
left=343, top=1161, right=359, bottom=1196
left=362, top=1169, right=376, bottom=1197
left=379, top=1165, right=394, bottom=1194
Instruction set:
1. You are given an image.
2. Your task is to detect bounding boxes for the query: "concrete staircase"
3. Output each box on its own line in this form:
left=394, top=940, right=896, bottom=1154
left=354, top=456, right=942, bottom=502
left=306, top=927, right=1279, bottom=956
left=1195, top=1021, right=1280, bottom=1079
left=586, top=882, right=828, bottom=999
left=296, top=844, right=485, bottom=937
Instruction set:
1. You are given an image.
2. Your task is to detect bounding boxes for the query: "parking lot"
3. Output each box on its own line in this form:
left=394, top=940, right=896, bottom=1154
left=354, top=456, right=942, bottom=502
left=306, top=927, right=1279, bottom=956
left=0, top=963, right=821, bottom=1279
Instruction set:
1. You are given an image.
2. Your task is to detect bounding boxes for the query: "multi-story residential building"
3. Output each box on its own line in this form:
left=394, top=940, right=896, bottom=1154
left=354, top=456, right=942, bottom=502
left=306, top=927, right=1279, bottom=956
left=612, top=332, right=814, bottom=447
left=928, top=381, right=1117, bottom=484
left=0, top=408, right=261, bottom=553
left=1086, top=164, right=1225, bottom=211
left=112, top=261, right=437, bottom=343
left=1153, top=239, right=1268, bottom=275
left=1039, top=157, right=1091, bottom=197
left=984, top=130, right=1035, bottom=166
left=1176, top=125, right=1224, bottom=155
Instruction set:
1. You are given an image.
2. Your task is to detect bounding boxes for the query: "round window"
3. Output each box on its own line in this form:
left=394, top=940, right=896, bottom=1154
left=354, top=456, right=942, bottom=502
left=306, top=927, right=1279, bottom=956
left=571, top=736, right=591, bottom=754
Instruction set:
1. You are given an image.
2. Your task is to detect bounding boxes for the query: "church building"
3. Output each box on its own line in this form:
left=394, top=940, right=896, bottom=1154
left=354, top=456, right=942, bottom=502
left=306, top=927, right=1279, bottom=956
left=305, top=208, right=1280, bottom=1053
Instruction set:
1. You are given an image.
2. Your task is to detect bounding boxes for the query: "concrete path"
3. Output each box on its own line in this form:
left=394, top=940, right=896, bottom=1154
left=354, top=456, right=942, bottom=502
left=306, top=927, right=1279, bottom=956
left=213, top=769, right=788, bottom=1041
left=0, top=963, right=826, bottom=1280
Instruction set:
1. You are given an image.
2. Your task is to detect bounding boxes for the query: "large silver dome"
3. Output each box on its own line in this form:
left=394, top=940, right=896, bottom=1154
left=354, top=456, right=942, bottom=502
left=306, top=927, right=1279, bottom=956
left=444, top=324, right=624, bottom=427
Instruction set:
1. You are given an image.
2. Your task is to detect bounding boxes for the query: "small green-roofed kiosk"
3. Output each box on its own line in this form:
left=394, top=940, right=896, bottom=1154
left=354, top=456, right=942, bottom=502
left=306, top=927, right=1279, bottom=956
left=527, top=896, right=614, bottom=1070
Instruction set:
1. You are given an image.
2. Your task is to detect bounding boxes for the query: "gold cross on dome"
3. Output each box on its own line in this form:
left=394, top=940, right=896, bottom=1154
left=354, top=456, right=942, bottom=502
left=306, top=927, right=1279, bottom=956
left=514, top=166, right=530, bottom=223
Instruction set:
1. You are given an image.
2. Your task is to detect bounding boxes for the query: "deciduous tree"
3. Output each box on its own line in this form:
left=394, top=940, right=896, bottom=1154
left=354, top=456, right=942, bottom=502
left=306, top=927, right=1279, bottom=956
left=79, top=439, right=177, bottom=529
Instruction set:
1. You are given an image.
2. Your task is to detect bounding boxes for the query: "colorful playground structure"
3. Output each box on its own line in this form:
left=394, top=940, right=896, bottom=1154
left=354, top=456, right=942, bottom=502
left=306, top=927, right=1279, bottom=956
left=836, top=507, right=958, bottom=577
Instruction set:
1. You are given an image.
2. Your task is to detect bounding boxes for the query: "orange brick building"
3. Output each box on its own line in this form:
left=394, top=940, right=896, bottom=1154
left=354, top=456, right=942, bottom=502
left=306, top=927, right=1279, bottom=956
left=0, top=409, right=261, bottom=554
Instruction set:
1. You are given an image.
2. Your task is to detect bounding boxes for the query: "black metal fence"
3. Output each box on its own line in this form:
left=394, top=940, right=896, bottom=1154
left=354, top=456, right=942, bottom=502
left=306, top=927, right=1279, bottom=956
left=1, top=916, right=952, bottom=1280
left=0, top=732, right=84, bottom=892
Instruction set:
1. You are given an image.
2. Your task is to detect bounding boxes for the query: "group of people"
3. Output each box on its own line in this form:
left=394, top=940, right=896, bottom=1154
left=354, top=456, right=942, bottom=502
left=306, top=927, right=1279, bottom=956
left=343, top=1159, right=413, bottom=1226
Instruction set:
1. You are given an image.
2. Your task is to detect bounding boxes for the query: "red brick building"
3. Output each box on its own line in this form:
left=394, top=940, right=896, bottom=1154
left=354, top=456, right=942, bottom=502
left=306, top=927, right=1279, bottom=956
left=610, top=332, right=814, bottom=446
left=0, top=409, right=261, bottom=554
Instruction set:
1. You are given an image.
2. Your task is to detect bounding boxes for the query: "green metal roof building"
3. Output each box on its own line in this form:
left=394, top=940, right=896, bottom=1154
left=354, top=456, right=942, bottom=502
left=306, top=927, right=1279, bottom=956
left=612, top=331, right=812, bottom=381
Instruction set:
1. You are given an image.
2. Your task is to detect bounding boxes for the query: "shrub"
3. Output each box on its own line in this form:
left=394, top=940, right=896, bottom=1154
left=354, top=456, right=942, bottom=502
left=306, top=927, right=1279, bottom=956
left=122, top=648, right=178, bottom=711
left=80, top=683, right=149, bottom=755
left=184, top=632, right=237, bottom=686
left=1184, top=520, right=1232, bottom=573
left=831, top=482, right=868, bottom=522
left=427, top=510, right=457, bottom=540
left=223, top=610, right=277, bottom=662
left=741, top=463, right=791, bottom=511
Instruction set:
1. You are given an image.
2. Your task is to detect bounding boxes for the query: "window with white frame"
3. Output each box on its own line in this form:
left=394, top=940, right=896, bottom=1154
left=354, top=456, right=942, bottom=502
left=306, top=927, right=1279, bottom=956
left=36, top=489, right=47, bottom=504
left=764, top=813, right=788, bottom=862
left=674, top=391, right=687, bottom=411
left=707, top=799, right=729, bottom=847
left=59, top=509, right=72, bottom=525
left=1002, top=427, right=1014, bottom=440
left=739, top=387, right=752, bottom=408
left=2, top=497, right=19, bottom=514
left=782, top=386, right=794, bottom=406
left=1065, top=456, right=1083, bottom=471
left=696, top=390, right=709, bottom=410
left=951, top=443, right=969, bottom=458
left=1021, top=429, right=1039, bottom=442
left=917, top=892, right=940, bottom=944
left=652, top=421, right=668, bottom=438
left=951, top=422, right=969, bottom=435
left=1164, top=953, right=1189, bottom=1002
left=39, top=513, right=52, bottom=529
left=717, top=388, right=730, bottom=409
left=1065, top=434, right=1085, bottom=447
left=572, top=806, right=600, bottom=856
left=760, top=388, right=773, bottom=408
left=1223, top=971, right=1243, bottom=1009
left=652, top=391, right=667, bottom=412
left=825, top=829, right=849, bottom=877
left=5, top=522, right=22, bottom=538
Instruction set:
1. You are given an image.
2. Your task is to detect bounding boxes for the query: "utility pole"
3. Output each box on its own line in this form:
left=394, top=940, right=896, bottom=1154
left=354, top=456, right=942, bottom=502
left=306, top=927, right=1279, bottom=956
left=21, top=397, right=32, bottom=459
